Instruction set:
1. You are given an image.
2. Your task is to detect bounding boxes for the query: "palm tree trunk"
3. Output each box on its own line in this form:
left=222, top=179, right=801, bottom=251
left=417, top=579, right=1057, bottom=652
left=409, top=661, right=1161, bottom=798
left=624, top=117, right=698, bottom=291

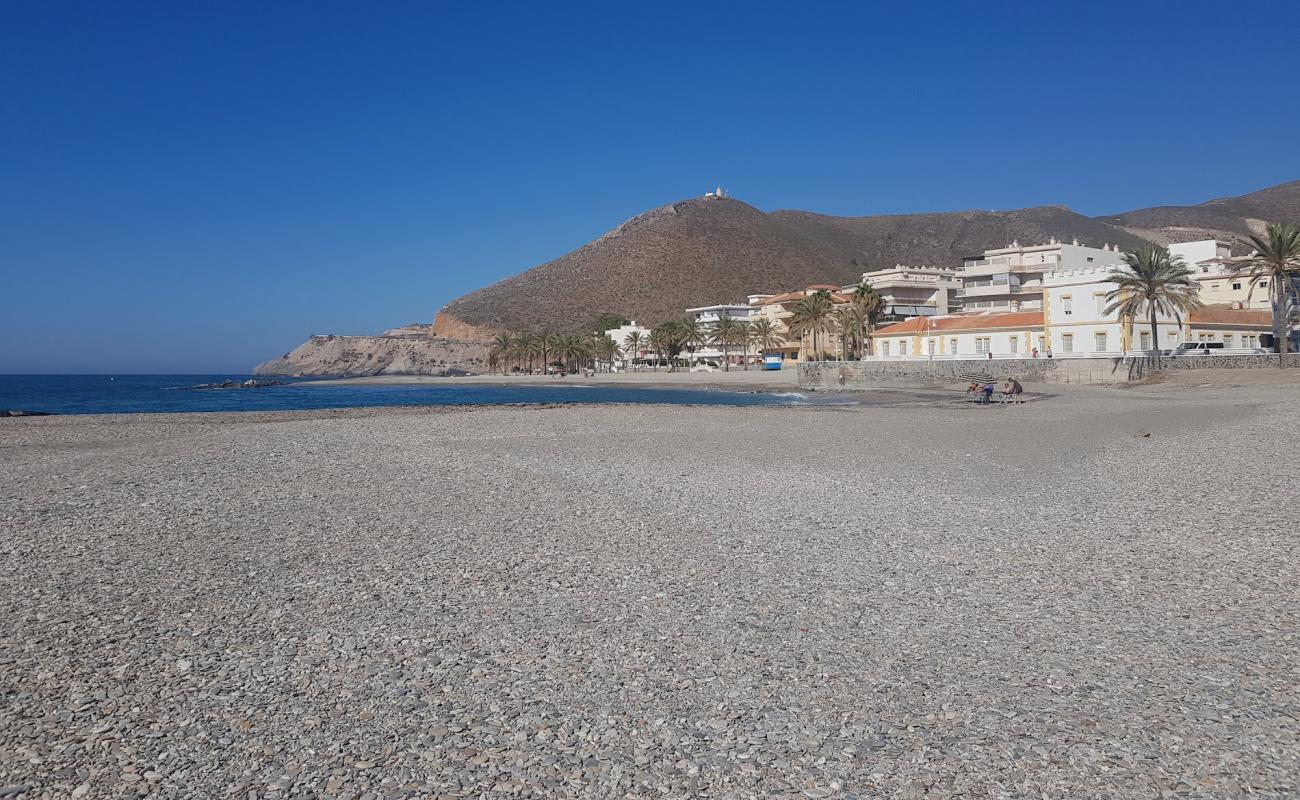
left=1149, top=307, right=1159, bottom=357
left=1274, top=278, right=1289, bottom=363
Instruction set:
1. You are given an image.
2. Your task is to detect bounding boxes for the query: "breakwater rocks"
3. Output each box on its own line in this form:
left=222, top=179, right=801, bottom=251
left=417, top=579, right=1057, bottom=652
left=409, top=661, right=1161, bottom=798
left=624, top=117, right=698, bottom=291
left=180, top=379, right=288, bottom=390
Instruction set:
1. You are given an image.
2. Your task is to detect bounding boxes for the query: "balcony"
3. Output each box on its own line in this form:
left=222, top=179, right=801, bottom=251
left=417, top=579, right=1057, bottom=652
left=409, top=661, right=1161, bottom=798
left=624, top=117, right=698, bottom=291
left=962, top=261, right=1054, bottom=279
left=956, top=283, right=1043, bottom=299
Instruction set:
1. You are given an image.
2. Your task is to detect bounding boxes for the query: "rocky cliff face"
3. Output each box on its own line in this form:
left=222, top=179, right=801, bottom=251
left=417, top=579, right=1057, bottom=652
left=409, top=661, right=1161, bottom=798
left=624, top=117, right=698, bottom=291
left=253, top=334, right=489, bottom=377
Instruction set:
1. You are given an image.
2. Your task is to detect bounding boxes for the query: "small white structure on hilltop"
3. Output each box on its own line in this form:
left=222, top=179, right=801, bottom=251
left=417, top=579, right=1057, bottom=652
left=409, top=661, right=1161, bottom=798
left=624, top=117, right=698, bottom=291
left=703, top=185, right=727, bottom=199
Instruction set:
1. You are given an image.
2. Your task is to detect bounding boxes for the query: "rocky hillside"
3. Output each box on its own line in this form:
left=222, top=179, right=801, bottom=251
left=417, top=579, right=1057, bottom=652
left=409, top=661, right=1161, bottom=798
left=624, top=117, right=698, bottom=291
left=1097, top=179, right=1300, bottom=243
left=253, top=333, right=489, bottom=377
left=434, top=198, right=1152, bottom=338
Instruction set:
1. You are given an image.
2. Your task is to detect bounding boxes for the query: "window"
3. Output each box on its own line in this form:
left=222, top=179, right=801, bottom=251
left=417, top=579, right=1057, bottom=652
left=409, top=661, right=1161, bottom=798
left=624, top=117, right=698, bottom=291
left=881, top=341, right=890, bottom=356
left=1243, top=334, right=1257, bottom=348
left=1061, top=333, right=1074, bottom=353
left=1223, top=334, right=1234, bottom=347
left=1260, top=280, right=1269, bottom=288
left=1086, top=257, right=1094, bottom=263
left=1139, top=331, right=1152, bottom=350
left=949, top=338, right=958, bottom=354
left=1232, top=282, right=1242, bottom=291
left=975, top=337, right=991, bottom=354
left=1095, top=295, right=1107, bottom=316
left=1008, top=336, right=1019, bottom=354
left=901, top=340, right=909, bottom=356
left=1061, top=295, right=1073, bottom=316
left=927, top=339, right=936, bottom=355
left=1095, top=332, right=1108, bottom=352
left=1036, top=335, right=1046, bottom=352
left=1198, top=332, right=1214, bottom=342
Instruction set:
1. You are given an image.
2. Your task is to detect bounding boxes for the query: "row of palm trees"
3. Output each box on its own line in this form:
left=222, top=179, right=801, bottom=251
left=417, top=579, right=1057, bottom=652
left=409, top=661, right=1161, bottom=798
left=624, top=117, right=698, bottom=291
left=488, top=330, right=621, bottom=374
left=1107, top=222, right=1300, bottom=360
left=786, top=283, right=886, bottom=360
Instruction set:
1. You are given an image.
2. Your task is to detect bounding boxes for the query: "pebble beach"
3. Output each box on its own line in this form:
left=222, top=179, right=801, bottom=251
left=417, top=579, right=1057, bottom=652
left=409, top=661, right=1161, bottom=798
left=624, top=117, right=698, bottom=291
left=1, top=380, right=1297, bottom=799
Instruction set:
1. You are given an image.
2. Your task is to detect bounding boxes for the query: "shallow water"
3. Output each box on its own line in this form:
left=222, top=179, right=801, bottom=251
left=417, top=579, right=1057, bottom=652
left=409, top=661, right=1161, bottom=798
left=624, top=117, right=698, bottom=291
left=0, top=375, right=848, bottom=415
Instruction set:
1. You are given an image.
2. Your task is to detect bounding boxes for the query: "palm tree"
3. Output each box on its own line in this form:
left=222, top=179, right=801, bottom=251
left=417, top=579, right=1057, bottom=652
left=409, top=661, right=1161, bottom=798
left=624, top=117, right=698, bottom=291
left=489, top=333, right=515, bottom=374
left=538, top=330, right=560, bottom=375
left=592, top=334, right=621, bottom=372
left=748, top=318, right=783, bottom=365
left=515, top=332, right=539, bottom=373
left=834, top=304, right=866, bottom=360
left=788, top=290, right=835, bottom=360
left=709, top=317, right=746, bottom=371
left=647, top=324, right=675, bottom=371
left=623, top=330, right=645, bottom=371
left=851, top=283, right=885, bottom=356
left=553, top=332, right=589, bottom=372
left=678, top=317, right=708, bottom=369
left=1103, top=245, right=1202, bottom=355
left=1231, top=222, right=1300, bottom=361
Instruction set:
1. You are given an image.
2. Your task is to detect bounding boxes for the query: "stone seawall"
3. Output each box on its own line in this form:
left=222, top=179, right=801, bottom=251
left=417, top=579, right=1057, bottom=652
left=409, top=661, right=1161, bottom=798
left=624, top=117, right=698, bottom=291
left=799, top=354, right=1299, bottom=389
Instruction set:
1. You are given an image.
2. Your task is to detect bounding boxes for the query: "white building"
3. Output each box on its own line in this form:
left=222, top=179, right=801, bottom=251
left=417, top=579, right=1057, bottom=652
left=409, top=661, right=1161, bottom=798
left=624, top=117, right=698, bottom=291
left=604, top=321, right=650, bottom=369
left=1169, top=239, right=1271, bottom=309
left=958, top=239, right=1127, bottom=312
left=872, top=261, right=1273, bottom=359
left=684, top=303, right=754, bottom=365
left=855, top=265, right=961, bottom=320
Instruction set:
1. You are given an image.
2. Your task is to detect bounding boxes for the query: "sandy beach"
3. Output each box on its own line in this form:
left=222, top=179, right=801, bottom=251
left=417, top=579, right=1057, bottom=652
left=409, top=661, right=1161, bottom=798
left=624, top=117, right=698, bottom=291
left=311, top=367, right=803, bottom=392
left=1, top=380, right=1297, bottom=798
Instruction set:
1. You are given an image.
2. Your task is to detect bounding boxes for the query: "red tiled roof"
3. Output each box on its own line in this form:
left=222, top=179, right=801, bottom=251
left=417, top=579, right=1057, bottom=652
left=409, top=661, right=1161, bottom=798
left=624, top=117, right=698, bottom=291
left=875, top=310, right=1045, bottom=336
left=755, top=288, right=852, bottom=306
left=1189, top=306, right=1272, bottom=327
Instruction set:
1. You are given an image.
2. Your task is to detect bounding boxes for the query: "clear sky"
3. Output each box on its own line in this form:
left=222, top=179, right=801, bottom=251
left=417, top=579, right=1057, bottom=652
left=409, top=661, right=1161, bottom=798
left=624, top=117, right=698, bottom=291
left=3, top=1, right=1298, bottom=373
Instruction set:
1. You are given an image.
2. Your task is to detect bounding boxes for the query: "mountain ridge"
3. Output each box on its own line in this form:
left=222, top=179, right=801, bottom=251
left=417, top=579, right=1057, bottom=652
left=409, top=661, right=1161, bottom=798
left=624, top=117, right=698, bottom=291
left=433, top=179, right=1300, bottom=339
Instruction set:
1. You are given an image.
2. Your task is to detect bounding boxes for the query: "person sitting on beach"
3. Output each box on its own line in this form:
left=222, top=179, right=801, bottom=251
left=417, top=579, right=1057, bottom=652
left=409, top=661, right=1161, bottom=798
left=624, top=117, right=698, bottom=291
left=982, top=381, right=995, bottom=404
left=1009, top=378, right=1024, bottom=404
left=967, top=382, right=982, bottom=402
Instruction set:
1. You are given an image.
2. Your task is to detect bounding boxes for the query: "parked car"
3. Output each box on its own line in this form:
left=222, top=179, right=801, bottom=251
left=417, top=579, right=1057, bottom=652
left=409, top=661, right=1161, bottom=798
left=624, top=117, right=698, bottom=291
left=1169, top=341, right=1225, bottom=355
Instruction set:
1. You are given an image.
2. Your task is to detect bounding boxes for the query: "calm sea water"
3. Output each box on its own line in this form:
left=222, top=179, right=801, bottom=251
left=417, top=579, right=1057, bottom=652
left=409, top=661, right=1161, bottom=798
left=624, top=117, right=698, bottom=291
left=0, top=375, right=834, bottom=416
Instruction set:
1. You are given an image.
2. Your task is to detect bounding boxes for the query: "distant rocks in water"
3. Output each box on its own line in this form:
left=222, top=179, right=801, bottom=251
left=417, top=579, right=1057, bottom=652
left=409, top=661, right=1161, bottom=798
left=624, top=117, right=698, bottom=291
left=2, top=409, right=55, bottom=417
left=181, top=379, right=287, bottom=390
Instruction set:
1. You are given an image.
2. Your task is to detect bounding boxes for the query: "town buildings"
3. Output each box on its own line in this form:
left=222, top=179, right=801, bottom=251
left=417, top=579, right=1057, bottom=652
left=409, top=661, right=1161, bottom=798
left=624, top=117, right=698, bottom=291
left=683, top=304, right=754, bottom=366
left=856, top=265, right=961, bottom=321
left=957, top=239, right=1127, bottom=312
left=748, top=286, right=851, bottom=363
left=873, top=247, right=1274, bottom=359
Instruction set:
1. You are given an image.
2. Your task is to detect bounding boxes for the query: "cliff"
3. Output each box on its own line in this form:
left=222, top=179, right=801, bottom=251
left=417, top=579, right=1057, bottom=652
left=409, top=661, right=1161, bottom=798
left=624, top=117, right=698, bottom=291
left=253, top=333, right=490, bottom=377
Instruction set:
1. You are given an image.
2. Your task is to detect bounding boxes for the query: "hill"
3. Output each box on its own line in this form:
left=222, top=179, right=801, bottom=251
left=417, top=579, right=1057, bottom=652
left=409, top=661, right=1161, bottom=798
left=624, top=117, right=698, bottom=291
left=434, top=198, right=1150, bottom=338
left=1097, top=179, right=1300, bottom=243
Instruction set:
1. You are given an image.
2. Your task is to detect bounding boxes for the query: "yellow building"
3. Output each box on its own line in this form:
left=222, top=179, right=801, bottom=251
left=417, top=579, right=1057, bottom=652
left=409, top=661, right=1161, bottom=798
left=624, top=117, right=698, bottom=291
left=748, top=286, right=852, bottom=362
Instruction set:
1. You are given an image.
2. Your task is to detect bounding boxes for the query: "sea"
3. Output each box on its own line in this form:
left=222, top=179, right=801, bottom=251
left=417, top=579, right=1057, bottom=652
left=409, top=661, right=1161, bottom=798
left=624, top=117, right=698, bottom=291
left=0, top=375, right=843, bottom=416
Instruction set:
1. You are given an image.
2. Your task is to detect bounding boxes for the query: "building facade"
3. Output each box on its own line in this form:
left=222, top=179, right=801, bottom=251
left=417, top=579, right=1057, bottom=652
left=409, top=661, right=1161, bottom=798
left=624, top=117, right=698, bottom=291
left=684, top=304, right=755, bottom=365
left=958, top=239, right=1127, bottom=312
left=748, top=286, right=851, bottom=362
left=856, top=265, right=961, bottom=321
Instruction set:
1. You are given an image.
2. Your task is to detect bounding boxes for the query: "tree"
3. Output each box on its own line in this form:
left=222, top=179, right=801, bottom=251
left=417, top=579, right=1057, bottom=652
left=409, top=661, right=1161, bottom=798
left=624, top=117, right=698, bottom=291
left=647, top=324, right=676, bottom=371
left=591, top=334, right=621, bottom=372
left=834, top=304, right=866, bottom=360
left=678, top=317, right=708, bottom=369
left=623, top=330, right=645, bottom=371
left=748, top=318, right=783, bottom=365
left=710, top=316, right=746, bottom=371
left=489, top=333, right=515, bottom=374
left=553, top=332, right=589, bottom=372
left=851, top=283, right=885, bottom=356
left=538, top=330, right=560, bottom=375
left=788, top=290, right=835, bottom=360
left=1231, top=222, right=1300, bottom=362
left=515, top=332, right=539, bottom=373
left=591, top=312, right=631, bottom=334
left=1104, top=246, right=1202, bottom=355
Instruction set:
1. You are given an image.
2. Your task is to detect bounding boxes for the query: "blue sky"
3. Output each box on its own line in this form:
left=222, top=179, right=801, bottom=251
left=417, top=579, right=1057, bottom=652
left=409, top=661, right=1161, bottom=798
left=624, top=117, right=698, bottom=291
left=3, top=1, right=1298, bottom=373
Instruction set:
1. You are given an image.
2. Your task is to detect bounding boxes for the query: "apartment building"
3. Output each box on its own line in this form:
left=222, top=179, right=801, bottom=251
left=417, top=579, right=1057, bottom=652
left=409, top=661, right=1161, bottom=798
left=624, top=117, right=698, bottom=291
left=958, top=239, right=1127, bottom=312
left=856, top=265, right=961, bottom=321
